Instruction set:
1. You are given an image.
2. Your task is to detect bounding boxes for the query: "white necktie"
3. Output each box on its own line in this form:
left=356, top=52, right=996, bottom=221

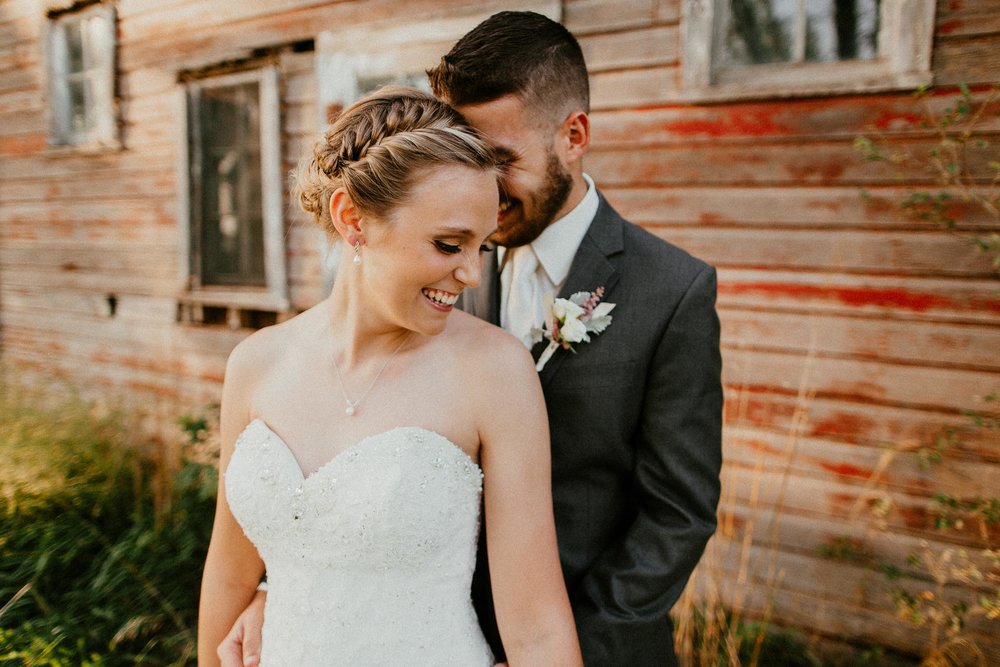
left=504, top=246, right=540, bottom=349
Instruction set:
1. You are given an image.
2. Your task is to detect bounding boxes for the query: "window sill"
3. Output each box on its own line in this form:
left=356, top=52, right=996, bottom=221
left=177, top=288, right=292, bottom=330
left=679, top=62, right=934, bottom=103
left=45, top=138, right=124, bottom=157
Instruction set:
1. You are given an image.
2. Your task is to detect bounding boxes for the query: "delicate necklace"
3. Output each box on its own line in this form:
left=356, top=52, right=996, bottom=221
left=331, top=332, right=411, bottom=417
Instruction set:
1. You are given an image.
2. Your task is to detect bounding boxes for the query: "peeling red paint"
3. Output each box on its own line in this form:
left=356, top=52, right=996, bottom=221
left=698, top=212, right=730, bottom=225
left=784, top=160, right=847, bottom=182
left=662, top=108, right=792, bottom=138
left=730, top=109, right=793, bottom=137
left=719, top=282, right=997, bottom=314
left=936, top=19, right=964, bottom=35
left=89, top=350, right=187, bottom=375
left=718, top=513, right=745, bottom=539
left=827, top=492, right=859, bottom=517
left=860, top=194, right=898, bottom=215
left=810, top=413, right=875, bottom=440
left=872, top=111, right=923, bottom=130
left=0, top=133, right=46, bottom=156
left=818, top=461, right=873, bottom=480
left=661, top=120, right=724, bottom=137
left=199, top=370, right=226, bottom=383
left=742, top=438, right=787, bottom=457
left=121, top=380, right=183, bottom=399
left=895, top=505, right=933, bottom=531
left=810, top=199, right=843, bottom=213
left=836, top=381, right=887, bottom=402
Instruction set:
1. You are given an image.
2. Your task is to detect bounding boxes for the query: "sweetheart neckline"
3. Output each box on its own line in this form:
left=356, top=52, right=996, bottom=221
left=237, top=418, right=482, bottom=483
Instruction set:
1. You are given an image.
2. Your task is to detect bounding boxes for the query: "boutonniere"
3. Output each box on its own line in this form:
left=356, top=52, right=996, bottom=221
left=531, top=287, right=615, bottom=372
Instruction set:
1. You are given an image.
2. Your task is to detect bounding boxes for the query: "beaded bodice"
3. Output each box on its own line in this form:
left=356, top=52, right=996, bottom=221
left=225, top=419, right=493, bottom=666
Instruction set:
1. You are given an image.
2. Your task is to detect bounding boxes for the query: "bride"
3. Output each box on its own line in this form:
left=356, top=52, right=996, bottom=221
left=197, top=87, right=582, bottom=666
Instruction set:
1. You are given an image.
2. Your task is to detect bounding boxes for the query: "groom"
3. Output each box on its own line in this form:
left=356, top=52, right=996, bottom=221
left=219, top=11, right=721, bottom=667
left=428, top=12, right=722, bottom=666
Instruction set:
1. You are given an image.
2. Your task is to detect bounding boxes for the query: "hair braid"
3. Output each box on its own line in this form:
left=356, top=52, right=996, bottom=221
left=292, top=86, right=499, bottom=235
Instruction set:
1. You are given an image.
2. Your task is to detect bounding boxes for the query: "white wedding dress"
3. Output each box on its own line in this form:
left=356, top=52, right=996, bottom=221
left=225, top=419, right=495, bottom=666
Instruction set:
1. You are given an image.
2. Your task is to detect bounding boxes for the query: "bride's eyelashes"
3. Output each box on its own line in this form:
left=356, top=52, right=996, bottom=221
left=434, top=241, right=496, bottom=255
left=433, top=239, right=495, bottom=255
left=434, top=240, right=462, bottom=255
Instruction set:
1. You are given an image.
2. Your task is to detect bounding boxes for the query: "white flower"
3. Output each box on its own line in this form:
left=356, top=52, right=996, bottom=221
left=560, top=316, right=589, bottom=343
left=552, top=298, right=584, bottom=321
left=534, top=287, right=616, bottom=372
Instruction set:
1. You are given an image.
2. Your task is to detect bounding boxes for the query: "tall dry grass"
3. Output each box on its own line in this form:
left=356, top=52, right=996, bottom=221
left=673, top=336, right=823, bottom=667
left=0, top=379, right=217, bottom=666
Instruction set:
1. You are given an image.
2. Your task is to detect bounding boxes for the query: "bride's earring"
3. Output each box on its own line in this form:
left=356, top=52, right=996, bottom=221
left=353, top=239, right=362, bottom=265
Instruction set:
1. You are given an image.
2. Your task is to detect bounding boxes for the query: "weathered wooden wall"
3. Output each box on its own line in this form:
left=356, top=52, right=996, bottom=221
left=1, top=0, right=998, bottom=659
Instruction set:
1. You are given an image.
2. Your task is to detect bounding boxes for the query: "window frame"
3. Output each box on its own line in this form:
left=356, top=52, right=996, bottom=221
left=680, top=0, right=936, bottom=102
left=44, top=2, right=119, bottom=149
left=176, top=66, right=289, bottom=315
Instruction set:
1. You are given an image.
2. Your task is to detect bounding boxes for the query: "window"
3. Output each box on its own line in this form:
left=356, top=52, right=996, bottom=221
left=45, top=3, right=118, bottom=147
left=177, top=67, right=289, bottom=322
left=681, top=0, right=936, bottom=100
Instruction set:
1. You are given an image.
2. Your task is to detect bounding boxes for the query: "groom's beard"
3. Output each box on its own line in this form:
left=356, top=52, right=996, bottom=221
left=492, top=149, right=573, bottom=249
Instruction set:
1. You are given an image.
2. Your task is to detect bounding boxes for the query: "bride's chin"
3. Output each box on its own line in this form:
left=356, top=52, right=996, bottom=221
left=411, top=313, right=449, bottom=337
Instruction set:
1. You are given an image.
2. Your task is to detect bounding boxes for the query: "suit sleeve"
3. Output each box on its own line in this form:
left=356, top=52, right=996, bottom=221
left=573, top=264, right=723, bottom=665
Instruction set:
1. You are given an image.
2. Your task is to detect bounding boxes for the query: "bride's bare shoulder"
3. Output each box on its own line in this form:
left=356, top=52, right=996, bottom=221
left=445, top=310, right=536, bottom=378
left=225, top=306, right=321, bottom=381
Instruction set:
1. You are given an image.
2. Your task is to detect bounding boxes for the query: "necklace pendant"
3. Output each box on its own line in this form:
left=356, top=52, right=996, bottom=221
left=331, top=331, right=411, bottom=421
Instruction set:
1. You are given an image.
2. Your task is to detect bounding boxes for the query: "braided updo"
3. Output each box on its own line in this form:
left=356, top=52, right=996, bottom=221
left=293, top=86, right=500, bottom=235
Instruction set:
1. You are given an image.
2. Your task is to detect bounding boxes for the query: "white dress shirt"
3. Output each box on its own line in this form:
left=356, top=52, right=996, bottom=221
left=500, top=173, right=600, bottom=346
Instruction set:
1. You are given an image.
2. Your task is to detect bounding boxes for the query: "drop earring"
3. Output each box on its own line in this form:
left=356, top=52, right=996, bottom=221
left=353, top=239, right=362, bottom=265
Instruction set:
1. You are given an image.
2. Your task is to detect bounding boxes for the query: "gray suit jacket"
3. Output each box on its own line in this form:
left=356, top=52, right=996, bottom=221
left=466, top=193, right=723, bottom=666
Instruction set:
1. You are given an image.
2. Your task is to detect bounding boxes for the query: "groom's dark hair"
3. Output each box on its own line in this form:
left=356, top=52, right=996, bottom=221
left=427, top=11, right=590, bottom=129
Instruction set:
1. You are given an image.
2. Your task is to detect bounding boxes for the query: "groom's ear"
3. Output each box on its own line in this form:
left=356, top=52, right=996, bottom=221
left=559, top=110, right=590, bottom=165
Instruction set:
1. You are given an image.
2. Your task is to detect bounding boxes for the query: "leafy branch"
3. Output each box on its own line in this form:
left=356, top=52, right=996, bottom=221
left=855, top=83, right=1000, bottom=270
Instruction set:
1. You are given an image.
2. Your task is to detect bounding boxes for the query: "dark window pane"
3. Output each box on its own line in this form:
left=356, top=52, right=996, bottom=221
left=805, top=0, right=880, bottom=62
left=68, top=78, right=90, bottom=133
left=838, top=0, right=880, bottom=60
left=194, top=80, right=266, bottom=287
left=720, top=0, right=796, bottom=67
left=65, top=21, right=85, bottom=73
left=717, top=0, right=880, bottom=69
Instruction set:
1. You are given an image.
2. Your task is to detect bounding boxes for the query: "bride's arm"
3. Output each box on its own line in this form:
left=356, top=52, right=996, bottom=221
left=198, top=341, right=267, bottom=667
left=476, top=333, right=583, bottom=666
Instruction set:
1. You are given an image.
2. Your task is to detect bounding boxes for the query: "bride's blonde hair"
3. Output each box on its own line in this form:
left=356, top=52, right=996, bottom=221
left=292, top=86, right=500, bottom=235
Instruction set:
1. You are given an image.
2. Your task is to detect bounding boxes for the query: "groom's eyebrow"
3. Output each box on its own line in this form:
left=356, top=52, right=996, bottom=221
left=493, top=146, right=519, bottom=165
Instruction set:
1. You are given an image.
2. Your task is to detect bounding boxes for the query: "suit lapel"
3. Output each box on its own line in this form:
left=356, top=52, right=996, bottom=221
left=536, top=194, right=625, bottom=385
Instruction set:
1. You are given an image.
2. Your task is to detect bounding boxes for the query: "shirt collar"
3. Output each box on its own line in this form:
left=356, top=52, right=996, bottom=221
left=499, top=173, right=599, bottom=288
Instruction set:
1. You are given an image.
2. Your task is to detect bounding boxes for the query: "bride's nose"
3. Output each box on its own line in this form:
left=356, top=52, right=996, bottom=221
left=454, top=249, right=482, bottom=288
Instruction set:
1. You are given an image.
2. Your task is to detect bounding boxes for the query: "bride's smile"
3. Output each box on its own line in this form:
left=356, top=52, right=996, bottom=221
left=422, top=288, right=460, bottom=310
left=344, top=162, right=499, bottom=337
